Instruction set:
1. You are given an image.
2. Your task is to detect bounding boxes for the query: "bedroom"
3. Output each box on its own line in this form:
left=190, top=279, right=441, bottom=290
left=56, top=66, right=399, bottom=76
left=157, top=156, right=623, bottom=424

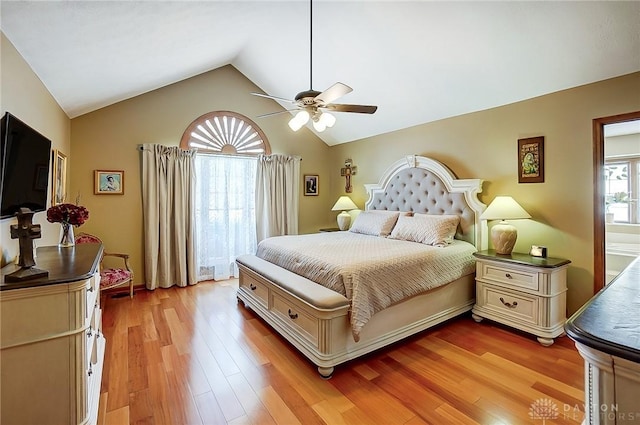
left=1, top=1, right=640, bottom=424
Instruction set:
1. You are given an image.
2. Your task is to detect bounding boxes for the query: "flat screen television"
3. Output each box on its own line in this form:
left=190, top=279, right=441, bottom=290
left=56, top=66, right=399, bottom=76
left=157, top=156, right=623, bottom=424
left=0, top=112, right=52, bottom=219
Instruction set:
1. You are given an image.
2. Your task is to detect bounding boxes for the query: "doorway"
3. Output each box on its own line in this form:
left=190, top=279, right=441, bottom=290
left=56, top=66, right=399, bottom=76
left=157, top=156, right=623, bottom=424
left=593, top=111, right=640, bottom=292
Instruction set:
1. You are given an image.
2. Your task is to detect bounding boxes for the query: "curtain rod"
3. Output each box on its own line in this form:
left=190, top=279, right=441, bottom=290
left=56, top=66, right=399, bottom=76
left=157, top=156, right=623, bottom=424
left=137, top=144, right=301, bottom=160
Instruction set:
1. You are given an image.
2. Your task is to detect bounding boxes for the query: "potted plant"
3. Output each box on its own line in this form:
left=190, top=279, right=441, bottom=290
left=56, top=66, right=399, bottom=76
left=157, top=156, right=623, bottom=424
left=605, top=191, right=629, bottom=223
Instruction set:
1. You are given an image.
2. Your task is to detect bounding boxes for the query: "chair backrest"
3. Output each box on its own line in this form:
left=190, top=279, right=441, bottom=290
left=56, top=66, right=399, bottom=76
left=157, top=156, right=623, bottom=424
left=75, top=233, right=102, bottom=244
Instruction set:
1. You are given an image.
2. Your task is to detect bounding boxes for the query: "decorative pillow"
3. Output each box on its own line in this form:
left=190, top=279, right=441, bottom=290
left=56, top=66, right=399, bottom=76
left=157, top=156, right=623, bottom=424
left=349, top=210, right=401, bottom=237
left=389, top=214, right=460, bottom=247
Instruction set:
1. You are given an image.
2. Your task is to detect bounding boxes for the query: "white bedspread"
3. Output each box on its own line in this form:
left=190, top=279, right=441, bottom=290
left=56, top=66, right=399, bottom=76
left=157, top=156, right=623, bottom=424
left=256, top=231, right=476, bottom=340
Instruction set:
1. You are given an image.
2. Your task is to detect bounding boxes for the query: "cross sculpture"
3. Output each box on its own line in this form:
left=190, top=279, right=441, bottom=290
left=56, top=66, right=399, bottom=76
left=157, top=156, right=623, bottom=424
left=5, top=208, right=49, bottom=282
left=340, top=159, right=358, bottom=193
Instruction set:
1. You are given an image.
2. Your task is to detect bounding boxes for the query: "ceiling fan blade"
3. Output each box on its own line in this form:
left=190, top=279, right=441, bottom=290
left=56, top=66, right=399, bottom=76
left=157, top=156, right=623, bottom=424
left=251, top=92, right=295, bottom=104
left=257, top=109, right=298, bottom=118
left=315, top=82, right=353, bottom=105
left=324, top=103, right=378, bottom=114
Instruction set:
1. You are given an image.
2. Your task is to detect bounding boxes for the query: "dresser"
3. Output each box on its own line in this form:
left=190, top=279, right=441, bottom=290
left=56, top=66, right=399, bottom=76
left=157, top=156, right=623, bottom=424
left=471, top=250, right=571, bottom=346
left=1, top=244, right=104, bottom=425
left=565, top=257, right=640, bottom=425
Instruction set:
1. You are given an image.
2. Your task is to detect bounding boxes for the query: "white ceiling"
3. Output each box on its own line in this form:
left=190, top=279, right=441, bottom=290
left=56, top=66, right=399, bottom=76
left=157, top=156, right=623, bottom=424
left=1, top=1, right=639, bottom=146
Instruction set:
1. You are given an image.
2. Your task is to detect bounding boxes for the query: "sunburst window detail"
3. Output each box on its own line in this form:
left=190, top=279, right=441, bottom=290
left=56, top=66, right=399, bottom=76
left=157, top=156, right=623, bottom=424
left=180, top=111, right=271, bottom=156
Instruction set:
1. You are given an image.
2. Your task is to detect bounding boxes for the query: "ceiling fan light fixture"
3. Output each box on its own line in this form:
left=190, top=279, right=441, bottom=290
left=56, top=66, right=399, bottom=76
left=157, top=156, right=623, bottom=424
left=288, top=110, right=310, bottom=131
left=319, top=112, right=336, bottom=128
left=312, top=118, right=327, bottom=132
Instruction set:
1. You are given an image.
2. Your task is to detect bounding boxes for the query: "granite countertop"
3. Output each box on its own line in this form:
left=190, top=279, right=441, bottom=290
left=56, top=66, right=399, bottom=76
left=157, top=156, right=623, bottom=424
left=1, top=244, right=103, bottom=290
left=565, top=257, right=640, bottom=363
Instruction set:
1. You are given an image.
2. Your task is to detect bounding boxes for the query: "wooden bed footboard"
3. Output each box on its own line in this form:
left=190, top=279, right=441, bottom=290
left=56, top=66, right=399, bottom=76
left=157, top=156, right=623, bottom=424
left=236, top=254, right=475, bottom=378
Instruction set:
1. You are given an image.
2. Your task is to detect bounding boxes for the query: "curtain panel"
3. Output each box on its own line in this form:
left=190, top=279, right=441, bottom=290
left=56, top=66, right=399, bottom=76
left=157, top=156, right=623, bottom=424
left=194, top=154, right=257, bottom=281
left=255, top=154, right=301, bottom=242
left=141, top=144, right=197, bottom=289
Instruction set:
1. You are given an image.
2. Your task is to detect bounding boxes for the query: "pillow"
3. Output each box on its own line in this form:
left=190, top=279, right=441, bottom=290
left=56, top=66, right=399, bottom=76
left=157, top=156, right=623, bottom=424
left=349, top=210, right=401, bottom=237
left=389, top=214, right=460, bottom=247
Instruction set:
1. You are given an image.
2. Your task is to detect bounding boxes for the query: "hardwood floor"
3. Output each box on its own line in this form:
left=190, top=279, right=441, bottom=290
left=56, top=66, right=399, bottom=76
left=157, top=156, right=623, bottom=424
left=98, top=279, right=585, bottom=425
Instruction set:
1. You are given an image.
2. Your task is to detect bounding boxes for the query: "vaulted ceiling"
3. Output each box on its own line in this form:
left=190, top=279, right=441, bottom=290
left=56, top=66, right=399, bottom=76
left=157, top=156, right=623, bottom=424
left=2, top=1, right=639, bottom=145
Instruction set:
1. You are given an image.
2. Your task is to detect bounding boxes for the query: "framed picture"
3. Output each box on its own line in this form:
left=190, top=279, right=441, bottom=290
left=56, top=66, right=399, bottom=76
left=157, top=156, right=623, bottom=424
left=518, top=136, right=544, bottom=183
left=304, top=174, right=319, bottom=196
left=94, top=170, right=124, bottom=195
left=51, top=150, right=67, bottom=205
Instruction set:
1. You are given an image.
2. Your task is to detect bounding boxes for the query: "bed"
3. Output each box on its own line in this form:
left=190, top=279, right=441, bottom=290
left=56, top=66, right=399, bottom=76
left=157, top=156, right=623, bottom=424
left=236, top=155, right=487, bottom=377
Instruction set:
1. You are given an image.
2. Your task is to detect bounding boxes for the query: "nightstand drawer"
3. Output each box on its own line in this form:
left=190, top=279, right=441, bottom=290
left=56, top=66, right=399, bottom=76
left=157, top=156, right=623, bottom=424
left=478, top=262, right=539, bottom=291
left=480, top=285, right=538, bottom=324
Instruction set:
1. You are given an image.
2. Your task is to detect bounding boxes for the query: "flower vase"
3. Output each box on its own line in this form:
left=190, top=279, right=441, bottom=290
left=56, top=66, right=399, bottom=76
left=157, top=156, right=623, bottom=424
left=59, top=223, right=75, bottom=247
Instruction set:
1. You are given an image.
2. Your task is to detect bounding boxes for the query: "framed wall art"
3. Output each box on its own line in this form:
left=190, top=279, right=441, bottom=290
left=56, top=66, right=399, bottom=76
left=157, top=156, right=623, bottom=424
left=51, top=150, right=67, bottom=205
left=304, top=174, right=319, bottom=196
left=518, top=136, right=544, bottom=183
left=94, top=170, right=124, bottom=195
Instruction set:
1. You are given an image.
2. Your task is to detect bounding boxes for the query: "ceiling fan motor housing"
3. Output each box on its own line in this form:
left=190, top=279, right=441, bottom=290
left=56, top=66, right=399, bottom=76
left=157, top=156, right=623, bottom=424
left=295, top=90, right=322, bottom=105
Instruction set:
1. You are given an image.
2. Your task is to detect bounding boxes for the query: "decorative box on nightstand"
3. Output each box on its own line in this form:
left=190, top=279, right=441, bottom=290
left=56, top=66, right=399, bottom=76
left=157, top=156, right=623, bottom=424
left=471, top=250, right=571, bottom=346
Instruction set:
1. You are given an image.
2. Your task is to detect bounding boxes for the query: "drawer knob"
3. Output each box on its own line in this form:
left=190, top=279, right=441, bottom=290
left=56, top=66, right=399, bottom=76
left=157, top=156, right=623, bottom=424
left=499, top=297, right=518, bottom=308
left=250, top=284, right=257, bottom=290
left=87, top=327, right=93, bottom=338
left=88, top=365, right=93, bottom=377
left=88, top=286, right=94, bottom=292
left=505, top=273, right=513, bottom=279
left=288, top=309, right=298, bottom=320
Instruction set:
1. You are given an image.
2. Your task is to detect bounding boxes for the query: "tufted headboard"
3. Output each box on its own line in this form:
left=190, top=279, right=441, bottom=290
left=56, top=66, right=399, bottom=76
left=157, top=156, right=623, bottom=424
left=364, top=155, right=487, bottom=249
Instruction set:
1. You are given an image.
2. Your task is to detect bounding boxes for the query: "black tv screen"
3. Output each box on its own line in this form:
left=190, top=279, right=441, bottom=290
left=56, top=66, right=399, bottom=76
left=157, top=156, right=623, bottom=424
left=0, top=112, right=52, bottom=219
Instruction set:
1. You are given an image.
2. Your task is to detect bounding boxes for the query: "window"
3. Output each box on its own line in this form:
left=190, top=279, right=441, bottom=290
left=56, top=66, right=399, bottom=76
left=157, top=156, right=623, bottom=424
left=181, top=111, right=271, bottom=281
left=180, top=111, right=270, bottom=155
left=605, top=157, right=639, bottom=224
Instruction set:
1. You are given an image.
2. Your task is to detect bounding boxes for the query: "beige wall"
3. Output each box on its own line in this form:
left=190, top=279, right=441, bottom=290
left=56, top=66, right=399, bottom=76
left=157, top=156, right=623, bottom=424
left=330, top=72, right=640, bottom=314
left=70, top=65, right=333, bottom=285
left=0, top=32, right=71, bottom=266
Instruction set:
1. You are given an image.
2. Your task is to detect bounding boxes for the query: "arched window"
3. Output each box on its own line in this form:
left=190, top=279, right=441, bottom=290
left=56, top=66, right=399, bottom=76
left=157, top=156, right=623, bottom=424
left=182, top=111, right=270, bottom=282
left=180, top=111, right=271, bottom=155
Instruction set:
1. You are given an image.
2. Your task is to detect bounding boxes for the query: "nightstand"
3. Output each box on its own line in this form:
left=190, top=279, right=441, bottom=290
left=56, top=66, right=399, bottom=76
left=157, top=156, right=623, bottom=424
left=471, top=250, right=571, bottom=346
left=319, top=227, right=341, bottom=232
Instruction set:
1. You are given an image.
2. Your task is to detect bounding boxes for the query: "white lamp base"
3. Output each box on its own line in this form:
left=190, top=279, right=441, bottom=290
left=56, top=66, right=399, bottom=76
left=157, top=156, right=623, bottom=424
left=491, top=221, right=518, bottom=255
left=336, top=211, right=351, bottom=231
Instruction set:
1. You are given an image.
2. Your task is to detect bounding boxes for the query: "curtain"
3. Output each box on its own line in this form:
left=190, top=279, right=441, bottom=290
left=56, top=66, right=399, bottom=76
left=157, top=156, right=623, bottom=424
left=141, top=144, right=197, bottom=289
left=255, top=154, right=301, bottom=242
left=194, top=154, right=257, bottom=281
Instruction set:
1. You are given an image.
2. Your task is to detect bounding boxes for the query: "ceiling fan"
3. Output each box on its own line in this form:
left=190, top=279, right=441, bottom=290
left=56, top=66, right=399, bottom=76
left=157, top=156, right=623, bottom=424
left=251, top=0, right=377, bottom=132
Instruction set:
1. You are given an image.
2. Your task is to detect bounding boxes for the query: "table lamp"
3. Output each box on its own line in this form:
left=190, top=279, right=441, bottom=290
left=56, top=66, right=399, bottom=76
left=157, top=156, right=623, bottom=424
left=480, top=196, right=531, bottom=255
left=331, top=196, right=358, bottom=230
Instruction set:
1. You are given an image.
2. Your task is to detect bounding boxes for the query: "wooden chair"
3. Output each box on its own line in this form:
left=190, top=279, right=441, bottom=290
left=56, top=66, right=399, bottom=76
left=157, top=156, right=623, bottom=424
left=75, top=233, right=134, bottom=298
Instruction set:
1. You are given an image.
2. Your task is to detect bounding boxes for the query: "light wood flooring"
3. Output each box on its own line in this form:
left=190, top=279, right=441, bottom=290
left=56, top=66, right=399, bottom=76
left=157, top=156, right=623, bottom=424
left=98, top=279, right=586, bottom=425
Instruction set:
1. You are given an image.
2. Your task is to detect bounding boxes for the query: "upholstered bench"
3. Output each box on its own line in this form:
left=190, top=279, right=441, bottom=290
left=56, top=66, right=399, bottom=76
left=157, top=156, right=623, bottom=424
left=235, top=255, right=349, bottom=310
left=235, top=254, right=350, bottom=378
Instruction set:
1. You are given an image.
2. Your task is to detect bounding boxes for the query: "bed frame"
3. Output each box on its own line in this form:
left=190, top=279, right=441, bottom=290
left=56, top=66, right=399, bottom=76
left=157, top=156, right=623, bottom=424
left=236, top=155, right=486, bottom=377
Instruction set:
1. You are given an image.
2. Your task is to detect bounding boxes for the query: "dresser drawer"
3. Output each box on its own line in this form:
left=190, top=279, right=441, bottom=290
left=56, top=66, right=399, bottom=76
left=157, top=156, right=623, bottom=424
left=478, top=262, right=539, bottom=291
left=238, top=273, right=269, bottom=308
left=478, top=284, right=539, bottom=325
left=271, top=294, right=318, bottom=346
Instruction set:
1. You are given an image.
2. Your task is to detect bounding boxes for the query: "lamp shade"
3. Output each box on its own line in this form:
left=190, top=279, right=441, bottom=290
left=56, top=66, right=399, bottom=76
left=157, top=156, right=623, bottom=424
left=331, top=196, right=358, bottom=211
left=331, top=196, right=358, bottom=230
left=480, top=196, right=531, bottom=220
left=480, top=196, right=531, bottom=255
